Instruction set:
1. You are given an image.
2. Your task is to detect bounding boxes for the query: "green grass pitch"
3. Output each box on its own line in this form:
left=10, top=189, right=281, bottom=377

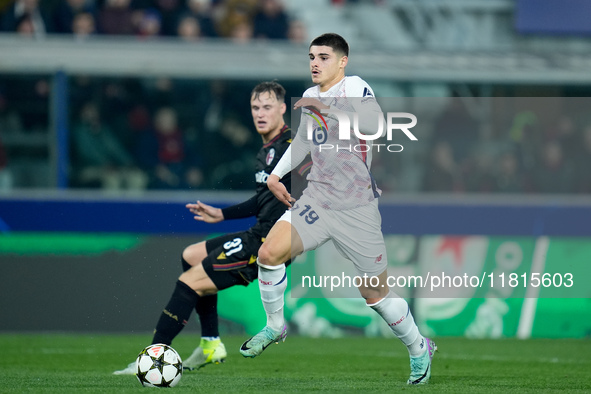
left=1, top=333, right=590, bottom=393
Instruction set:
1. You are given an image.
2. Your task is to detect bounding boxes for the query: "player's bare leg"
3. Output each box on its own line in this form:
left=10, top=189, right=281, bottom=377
left=240, top=219, right=303, bottom=357
left=182, top=241, right=208, bottom=268
left=259, top=218, right=304, bottom=266
left=362, top=269, right=437, bottom=384
left=179, top=263, right=218, bottom=296
left=358, top=269, right=390, bottom=304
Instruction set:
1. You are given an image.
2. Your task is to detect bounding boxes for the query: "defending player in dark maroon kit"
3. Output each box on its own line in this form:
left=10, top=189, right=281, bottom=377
left=114, top=81, right=310, bottom=374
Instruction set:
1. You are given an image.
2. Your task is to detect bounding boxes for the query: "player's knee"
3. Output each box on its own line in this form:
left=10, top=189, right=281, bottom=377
left=181, top=246, right=193, bottom=264
left=257, top=242, right=281, bottom=267
left=182, top=243, right=205, bottom=267
left=257, top=243, right=273, bottom=266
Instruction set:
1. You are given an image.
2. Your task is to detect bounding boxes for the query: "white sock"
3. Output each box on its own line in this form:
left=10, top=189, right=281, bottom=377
left=368, top=295, right=425, bottom=357
left=407, top=335, right=427, bottom=358
left=258, top=260, right=287, bottom=332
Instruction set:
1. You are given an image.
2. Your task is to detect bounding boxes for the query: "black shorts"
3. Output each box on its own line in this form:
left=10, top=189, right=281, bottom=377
left=202, top=231, right=263, bottom=290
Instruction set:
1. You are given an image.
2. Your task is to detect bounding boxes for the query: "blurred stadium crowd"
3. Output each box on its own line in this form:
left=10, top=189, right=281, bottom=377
left=0, top=0, right=310, bottom=42
left=1, top=0, right=591, bottom=194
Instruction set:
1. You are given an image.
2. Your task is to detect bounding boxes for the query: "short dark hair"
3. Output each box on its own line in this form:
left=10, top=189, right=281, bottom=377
left=309, top=33, right=349, bottom=57
left=251, top=81, right=286, bottom=102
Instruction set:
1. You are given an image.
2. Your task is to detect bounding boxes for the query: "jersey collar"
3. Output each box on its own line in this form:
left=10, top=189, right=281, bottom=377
left=263, top=124, right=289, bottom=148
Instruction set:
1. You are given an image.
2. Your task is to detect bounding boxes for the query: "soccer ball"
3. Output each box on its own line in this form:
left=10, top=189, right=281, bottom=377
left=135, top=344, right=183, bottom=388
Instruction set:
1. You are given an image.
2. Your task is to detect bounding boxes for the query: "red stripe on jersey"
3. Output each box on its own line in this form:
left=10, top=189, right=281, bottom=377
left=308, top=108, right=328, bottom=131
left=298, top=161, right=313, bottom=176
left=212, top=260, right=248, bottom=271
left=359, top=139, right=368, bottom=163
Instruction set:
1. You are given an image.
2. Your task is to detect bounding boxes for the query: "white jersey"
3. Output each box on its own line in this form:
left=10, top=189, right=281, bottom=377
left=297, top=76, right=383, bottom=210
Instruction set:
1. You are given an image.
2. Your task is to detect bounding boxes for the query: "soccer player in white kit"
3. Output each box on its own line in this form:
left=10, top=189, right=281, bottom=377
left=240, top=33, right=437, bottom=385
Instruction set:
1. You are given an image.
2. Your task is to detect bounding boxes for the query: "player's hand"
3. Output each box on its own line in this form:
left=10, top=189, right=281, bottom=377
left=293, top=98, right=329, bottom=112
left=268, top=174, right=295, bottom=208
left=186, top=201, right=224, bottom=223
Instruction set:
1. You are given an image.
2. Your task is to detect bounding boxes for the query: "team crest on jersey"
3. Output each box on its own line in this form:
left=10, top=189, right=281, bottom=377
left=266, top=148, right=275, bottom=165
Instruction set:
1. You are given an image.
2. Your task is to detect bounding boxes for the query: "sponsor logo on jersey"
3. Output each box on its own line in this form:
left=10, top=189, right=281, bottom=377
left=375, top=254, right=383, bottom=263
left=217, top=252, right=227, bottom=260
left=255, top=170, right=270, bottom=184
left=363, top=87, right=373, bottom=97
left=266, top=148, right=275, bottom=165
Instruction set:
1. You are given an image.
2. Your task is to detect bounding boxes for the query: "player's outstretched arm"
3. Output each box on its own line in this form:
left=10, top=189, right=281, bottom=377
left=268, top=174, right=294, bottom=208
left=293, top=97, right=329, bottom=112
left=186, top=201, right=224, bottom=223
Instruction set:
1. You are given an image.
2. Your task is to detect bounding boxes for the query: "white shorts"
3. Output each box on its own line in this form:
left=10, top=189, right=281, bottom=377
left=278, top=194, right=387, bottom=277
